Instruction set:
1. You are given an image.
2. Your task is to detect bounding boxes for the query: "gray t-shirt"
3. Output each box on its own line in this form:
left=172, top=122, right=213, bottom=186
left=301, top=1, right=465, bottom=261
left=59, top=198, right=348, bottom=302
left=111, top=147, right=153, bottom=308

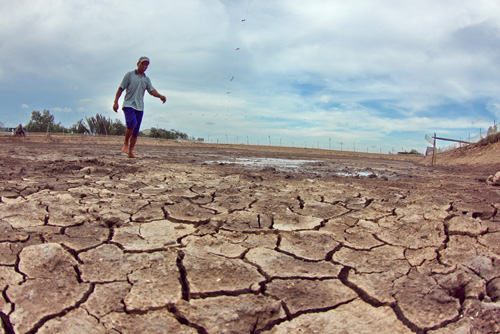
left=119, top=70, right=156, bottom=111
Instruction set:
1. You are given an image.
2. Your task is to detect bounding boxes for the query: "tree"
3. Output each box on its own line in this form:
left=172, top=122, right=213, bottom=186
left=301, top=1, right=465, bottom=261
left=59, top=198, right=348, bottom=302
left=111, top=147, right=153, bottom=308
left=110, top=119, right=126, bottom=136
left=148, top=127, right=192, bottom=140
left=25, top=110, right=64, bottom=133
left=86, top=114, right=110, bottom=135
left=70, top=119, right=90, bottom=134
left=84, top=114, right=126, bottom=136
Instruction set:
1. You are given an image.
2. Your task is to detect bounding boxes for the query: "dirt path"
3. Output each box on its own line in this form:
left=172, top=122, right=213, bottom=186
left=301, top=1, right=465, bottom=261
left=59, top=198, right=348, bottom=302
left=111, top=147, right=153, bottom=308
left=1, top=135, right=499, bottom=333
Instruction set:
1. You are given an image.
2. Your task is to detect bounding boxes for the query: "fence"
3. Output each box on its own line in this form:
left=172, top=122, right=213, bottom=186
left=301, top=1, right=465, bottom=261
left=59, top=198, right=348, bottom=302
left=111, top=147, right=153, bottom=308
left=427, top=124, right=498, bottom=153
left=424, top=123, right=498, bottom=165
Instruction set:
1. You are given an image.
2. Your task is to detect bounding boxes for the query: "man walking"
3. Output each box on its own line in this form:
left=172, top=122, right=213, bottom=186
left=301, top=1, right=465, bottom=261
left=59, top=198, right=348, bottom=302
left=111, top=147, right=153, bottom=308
left=113, top=56, right=166, bottom=158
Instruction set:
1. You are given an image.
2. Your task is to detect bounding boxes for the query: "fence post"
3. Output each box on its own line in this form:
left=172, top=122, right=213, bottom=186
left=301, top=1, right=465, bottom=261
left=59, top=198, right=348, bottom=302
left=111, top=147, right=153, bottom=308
left=432, top=133, right=436, bottom=166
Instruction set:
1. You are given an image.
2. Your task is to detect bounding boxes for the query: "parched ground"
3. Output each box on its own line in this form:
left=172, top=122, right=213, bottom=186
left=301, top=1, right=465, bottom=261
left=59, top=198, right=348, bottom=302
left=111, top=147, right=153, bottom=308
left=1, top=134, right=500, bottom=334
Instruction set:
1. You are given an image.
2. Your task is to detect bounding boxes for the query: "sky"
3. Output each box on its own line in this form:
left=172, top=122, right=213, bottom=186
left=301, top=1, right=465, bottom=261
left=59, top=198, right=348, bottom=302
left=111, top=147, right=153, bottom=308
left=1, top=0, right=500, bottom=153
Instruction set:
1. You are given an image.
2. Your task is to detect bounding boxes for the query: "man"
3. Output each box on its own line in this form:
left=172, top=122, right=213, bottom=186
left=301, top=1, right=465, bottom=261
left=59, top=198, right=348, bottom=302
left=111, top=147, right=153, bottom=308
left=113, top=56, right=166, bottom=158
left=15, top=124, right=26, bottom=136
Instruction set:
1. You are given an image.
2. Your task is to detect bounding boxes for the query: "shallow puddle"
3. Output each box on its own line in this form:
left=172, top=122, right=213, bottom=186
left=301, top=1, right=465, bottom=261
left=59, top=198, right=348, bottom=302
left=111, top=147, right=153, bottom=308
left=208, top=157, right=382, bottom=178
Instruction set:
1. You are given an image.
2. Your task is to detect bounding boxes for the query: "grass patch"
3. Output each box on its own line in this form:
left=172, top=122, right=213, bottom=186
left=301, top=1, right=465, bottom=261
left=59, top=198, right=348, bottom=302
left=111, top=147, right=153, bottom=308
left=476, top=132, right=500, bottom=146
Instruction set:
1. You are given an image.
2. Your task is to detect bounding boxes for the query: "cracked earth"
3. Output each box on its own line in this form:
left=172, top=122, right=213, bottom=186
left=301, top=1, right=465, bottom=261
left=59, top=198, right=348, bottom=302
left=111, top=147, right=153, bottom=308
left=1, top=134, right=500, bottom=334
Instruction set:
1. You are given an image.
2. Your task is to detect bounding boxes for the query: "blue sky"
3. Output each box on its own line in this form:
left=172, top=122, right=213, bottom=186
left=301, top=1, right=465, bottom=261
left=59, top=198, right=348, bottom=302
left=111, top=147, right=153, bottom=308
left=1, top=0, right=500, bottom=153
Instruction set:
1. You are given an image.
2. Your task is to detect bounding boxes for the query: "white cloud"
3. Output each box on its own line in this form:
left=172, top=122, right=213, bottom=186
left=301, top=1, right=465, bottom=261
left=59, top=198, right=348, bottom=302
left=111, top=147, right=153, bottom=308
left=486, top=99, right=500, bottom=120
left=52, top=107, right=72, bottom=113
left=1, top=0, right=500, bottom=152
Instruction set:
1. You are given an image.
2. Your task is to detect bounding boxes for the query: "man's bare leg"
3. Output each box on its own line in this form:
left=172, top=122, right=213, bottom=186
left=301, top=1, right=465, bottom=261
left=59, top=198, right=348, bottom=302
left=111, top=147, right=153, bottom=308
left=123, top=128, right=134, bottom=153
left=128, top=135, right=138, bottom=158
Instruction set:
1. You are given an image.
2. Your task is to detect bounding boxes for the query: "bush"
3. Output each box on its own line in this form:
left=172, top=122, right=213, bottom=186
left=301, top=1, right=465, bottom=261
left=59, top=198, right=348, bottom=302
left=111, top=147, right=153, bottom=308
left=149, top=127, right=189, bottom=140
left=398, top=149, right=422, bottom=155
left=477, top=132, right=500, bottom=146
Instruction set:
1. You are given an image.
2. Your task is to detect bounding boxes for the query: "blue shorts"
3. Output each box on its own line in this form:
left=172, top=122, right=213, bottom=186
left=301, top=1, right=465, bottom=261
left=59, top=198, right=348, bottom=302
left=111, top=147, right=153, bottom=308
left=123, top=107, right=143, bottom=137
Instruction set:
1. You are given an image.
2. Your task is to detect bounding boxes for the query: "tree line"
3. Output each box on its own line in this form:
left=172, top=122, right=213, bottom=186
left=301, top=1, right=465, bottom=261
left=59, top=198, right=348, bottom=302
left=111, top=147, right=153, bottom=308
left=22, top=109, right=199, bottom=140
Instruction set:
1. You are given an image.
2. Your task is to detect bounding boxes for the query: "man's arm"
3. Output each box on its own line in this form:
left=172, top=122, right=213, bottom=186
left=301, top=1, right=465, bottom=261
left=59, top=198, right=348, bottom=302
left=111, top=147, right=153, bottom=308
left=150, top=90, right=167, bottom=104
left=113, top=88, right=124, bottom=112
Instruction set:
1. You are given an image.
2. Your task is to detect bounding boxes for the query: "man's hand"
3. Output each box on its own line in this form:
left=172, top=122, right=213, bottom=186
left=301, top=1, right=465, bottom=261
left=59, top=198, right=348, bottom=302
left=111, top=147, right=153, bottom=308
left=151, top=90, right=166, bottom=104
left=113, top=88, right=123, bottom=112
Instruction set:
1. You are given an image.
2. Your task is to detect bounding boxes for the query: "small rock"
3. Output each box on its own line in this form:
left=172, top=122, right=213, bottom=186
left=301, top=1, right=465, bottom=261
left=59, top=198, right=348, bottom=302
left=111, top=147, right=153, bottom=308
left=487, top=278, right=500, bottom=302
left=486, top=172, right=500, bottom=186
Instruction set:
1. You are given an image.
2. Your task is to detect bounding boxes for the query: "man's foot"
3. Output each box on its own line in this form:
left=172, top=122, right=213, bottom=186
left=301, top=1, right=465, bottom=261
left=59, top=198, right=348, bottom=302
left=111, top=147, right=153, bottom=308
left=127, top=152, right=138, bottom=158
left=122, top=144, right=129, bottom=153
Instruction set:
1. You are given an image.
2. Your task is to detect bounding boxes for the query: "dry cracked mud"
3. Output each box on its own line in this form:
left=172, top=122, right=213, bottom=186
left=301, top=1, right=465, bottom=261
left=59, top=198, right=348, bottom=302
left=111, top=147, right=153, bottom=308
left=1, top=134, right=500, bottom=334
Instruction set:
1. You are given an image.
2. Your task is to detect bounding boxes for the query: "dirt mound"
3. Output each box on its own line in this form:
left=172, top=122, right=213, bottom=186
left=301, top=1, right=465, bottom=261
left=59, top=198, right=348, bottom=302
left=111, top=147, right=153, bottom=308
left=420, top=140, right=500, bottom=174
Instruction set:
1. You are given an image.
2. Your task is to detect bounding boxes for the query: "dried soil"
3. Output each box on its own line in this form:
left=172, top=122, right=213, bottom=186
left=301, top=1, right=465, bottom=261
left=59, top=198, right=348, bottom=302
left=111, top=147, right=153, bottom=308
left=1, top=134, right=500, bottom=334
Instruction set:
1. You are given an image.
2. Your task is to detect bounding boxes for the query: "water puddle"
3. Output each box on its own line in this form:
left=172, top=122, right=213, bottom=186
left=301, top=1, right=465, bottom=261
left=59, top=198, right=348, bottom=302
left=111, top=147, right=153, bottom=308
left=207, top=157, right=386, bottom=179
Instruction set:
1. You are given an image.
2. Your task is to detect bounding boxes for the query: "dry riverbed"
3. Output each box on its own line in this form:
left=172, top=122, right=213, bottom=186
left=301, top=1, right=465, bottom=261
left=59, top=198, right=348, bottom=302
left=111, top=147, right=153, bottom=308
left=1, top=134, right=500, bottom=333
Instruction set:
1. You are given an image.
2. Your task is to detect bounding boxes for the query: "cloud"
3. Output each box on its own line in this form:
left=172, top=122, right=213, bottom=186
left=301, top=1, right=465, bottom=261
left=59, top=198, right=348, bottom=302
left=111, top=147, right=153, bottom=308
left=486, top=99, right=500, bottom=120
left=52, top=107, right=72, bottom=113
left=1, top=0, right=500, bottom=152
